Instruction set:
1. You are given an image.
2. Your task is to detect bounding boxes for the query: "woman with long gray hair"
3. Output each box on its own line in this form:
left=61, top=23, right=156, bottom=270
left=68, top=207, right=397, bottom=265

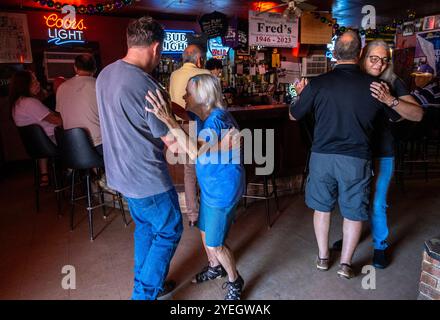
left=360, top=40, right=423, bottom=268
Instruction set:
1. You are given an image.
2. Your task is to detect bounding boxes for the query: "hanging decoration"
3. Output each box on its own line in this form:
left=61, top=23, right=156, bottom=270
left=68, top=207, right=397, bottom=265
left=311, top=9, right=418, bottom=40
left=32, top=0, right=134, bottom=14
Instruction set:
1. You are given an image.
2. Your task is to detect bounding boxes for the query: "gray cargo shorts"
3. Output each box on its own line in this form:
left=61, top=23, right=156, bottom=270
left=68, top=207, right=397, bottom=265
left=305, top=152, right=372, bottom=221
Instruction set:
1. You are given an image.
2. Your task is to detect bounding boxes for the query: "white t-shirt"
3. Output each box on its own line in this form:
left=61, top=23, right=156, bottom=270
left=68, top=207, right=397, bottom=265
left=56, top=75, right=101, bottom=146
left=12, top=97, right=57, bottom=137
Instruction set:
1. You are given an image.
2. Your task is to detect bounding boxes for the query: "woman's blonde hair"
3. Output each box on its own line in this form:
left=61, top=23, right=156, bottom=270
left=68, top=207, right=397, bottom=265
left=360, top=40, right=397, bottom=89
left=188, top=74, right=226, bottom=111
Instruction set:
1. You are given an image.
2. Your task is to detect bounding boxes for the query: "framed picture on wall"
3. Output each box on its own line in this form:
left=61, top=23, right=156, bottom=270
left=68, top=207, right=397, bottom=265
left=423, top=16, right=436, bottom=31
left=0, top=13, right=32, bottom=63
left=414, top=18, right=424, bottom=32
left=435, top=15, right=440, bottom=30
left=402, top=21, right=415, bottom=36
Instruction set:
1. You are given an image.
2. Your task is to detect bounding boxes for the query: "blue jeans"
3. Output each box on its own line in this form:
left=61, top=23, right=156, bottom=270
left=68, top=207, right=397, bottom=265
left=125, top=188, right=183, bottom=300
left=370, top=157, right=394, bottom=250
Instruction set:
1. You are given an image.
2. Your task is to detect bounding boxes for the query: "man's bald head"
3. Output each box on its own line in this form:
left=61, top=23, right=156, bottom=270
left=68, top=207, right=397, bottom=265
left=334, top=30, right=361, bottom=62
left=182, top=44, right=205, bottom=67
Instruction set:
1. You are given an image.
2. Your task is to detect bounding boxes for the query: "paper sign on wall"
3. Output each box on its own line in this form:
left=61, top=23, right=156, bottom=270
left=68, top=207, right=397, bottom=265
left=278, top=61, right=301, bottom=83
left=236, top=64, right=244, bottom=75
left=250, top=65, right=256, bottom=76
left=0, top=12, right=32, bottom=63
left=249, top=10, right=298, bottom=48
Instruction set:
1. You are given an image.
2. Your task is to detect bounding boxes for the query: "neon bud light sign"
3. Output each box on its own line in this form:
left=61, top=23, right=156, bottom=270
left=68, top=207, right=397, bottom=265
left=45, top=5, right=86, bottom=45
left=162, top=30, right=194, bottom=54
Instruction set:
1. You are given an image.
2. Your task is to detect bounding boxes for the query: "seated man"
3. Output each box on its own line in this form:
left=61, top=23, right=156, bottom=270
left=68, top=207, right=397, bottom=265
left=56, top=54, right=102, bottom=155
left=411, top=64, right=439, bottom=108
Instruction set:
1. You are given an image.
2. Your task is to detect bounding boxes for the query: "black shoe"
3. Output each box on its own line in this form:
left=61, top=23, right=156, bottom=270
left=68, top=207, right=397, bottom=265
left=223, top=274, right=244, bottom=300
left=157, top=280, right=176, bottom=298
left=332, top=239, right=343, bottom=252
left=192, top=265, right=227, bottom=283
left=188, top=220, right=198, bottom=228
left=373, top=249, right=389, bottom=269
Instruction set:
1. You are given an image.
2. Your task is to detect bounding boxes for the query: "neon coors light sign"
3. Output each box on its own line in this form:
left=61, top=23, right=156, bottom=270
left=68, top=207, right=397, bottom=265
left=44, top=6, right=86, bottom=46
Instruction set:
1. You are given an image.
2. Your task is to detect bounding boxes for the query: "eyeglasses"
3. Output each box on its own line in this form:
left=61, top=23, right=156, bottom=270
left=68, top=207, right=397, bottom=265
left=368, top=55, right=390, bottom=65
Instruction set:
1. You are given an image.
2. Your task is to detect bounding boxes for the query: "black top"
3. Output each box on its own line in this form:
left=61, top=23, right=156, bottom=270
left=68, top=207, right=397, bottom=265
left=291, top=64, right=400, bottom=160
left=372, top=77, right=409, bottom=157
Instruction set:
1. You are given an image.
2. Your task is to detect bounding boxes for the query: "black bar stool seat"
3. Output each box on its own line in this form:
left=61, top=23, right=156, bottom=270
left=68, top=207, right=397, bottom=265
left=17, top=124, right=62, bottom=214
left=56, top=127, right=128, bottom=241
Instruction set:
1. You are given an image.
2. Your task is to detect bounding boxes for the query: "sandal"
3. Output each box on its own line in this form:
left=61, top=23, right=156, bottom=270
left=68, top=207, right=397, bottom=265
left=337, top=263, right=355, bottom=279
left=316, top=256, right=330, bottom=271
left=39, top=173, right=49, bottom=187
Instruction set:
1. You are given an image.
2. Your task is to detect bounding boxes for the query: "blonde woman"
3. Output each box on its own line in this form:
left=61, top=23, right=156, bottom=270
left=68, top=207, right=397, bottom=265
left=145, top=74, right=245, bottom=300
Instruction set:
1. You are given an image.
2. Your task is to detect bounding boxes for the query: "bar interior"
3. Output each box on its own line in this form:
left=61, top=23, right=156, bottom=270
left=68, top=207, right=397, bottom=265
left=0, top=0, right=439, bottom=301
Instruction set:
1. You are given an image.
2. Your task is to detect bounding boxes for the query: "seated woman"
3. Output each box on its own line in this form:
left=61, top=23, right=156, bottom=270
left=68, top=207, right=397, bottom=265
left=9, top=70, right=62, bottom=186
left=145, top=74, right=245, bottom=300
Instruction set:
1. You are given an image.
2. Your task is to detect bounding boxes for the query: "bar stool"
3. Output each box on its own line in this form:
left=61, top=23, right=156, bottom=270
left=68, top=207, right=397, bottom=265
left=242, top=165, right=280, bottom=229
left=394, top=120, right=430, bottom=190
left=298, top=114, right=314, bottom=194
left=241, top=125, right=281, bottom=229
left=56, top=127, right=128, bottom=241
left=17, top=124, right=62, bottom=214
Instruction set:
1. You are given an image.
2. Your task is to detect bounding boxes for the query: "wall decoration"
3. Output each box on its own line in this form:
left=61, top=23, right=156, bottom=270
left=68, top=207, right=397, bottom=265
left=414, top=18, right=424, bottom=32
left=206, top=36, right=230, bottom=60
left=199, top=11, right=228, bottom=38
left=415, top=31, right=440, bottom=76
left=162, top=30, right=194, bottom=54
left=0, top=12, right=32, bottom=63
left=423, top=16, right=436, bottom=31
left=435, top=15, right=440, bottom=30
left=248, top=10, right=298, bottom=48
left=402, top=21, right=415, bottom=36
left=44, top=9, right=87, bottom=46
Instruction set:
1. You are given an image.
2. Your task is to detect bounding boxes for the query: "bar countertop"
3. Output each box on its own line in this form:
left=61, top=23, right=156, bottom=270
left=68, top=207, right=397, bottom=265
left=228, top=104, right=288, bottom=112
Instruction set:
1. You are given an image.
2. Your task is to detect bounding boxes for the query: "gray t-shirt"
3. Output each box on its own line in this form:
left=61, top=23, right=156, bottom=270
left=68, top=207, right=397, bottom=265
left=96, top=59, right=172, bottom=198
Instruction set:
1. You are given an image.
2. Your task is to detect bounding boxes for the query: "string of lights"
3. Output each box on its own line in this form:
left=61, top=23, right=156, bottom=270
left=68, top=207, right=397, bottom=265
left=32, top=0, right=134, bottom=14
left=312, top=9, right=417, bottom=38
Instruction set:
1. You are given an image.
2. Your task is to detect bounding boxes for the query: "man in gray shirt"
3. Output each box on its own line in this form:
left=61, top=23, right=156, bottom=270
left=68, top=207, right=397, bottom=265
left=96, top=16, right=182, bottom=300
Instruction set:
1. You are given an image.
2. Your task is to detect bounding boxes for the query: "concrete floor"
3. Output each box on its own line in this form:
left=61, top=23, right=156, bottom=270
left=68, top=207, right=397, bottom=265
left=0, top=165, right=439, bottom=300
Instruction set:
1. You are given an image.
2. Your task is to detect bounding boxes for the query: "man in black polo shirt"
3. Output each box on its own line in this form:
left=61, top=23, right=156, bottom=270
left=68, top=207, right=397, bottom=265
left=290, top=31, right=399, bottom=279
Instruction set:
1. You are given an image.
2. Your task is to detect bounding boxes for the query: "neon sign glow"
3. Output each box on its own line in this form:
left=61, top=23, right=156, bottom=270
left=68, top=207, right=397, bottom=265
left=207, top=36, right=230, bottom=60
left=44, top=10, right=86, bottom=46
left=44, top=13, right=86, bottom=30
left=162, top=30, right=194, bottom=54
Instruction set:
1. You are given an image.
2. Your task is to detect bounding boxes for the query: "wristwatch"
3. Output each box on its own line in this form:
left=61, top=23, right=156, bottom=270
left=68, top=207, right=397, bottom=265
left=389, top=97, right=399, bottom=109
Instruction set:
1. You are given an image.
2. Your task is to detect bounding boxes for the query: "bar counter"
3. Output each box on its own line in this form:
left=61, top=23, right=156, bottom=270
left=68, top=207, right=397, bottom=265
left=168, top=104, right=309, bottom=185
